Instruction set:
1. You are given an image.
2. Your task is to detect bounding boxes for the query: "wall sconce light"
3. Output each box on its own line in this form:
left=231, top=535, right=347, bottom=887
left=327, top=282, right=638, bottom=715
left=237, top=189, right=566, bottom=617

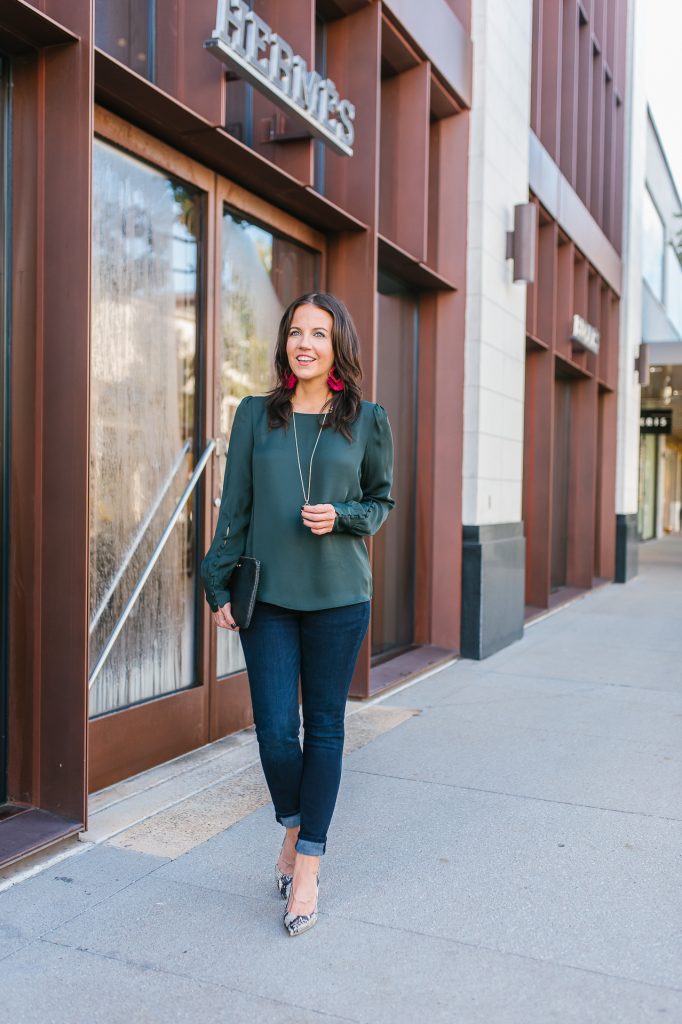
left=635, top=343, right=650, bottom=386
left=506, top=203, right=537, bottom=283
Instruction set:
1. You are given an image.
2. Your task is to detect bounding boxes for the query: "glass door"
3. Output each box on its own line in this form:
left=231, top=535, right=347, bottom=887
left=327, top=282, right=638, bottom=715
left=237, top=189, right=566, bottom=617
left=371, top=283, right=419, bottom=661
left=88, top=110, right=326, bottom=784
left=209, top=186, right=322, bottom=737
left=88, top=114, right=216, bottom=791
left=89, top=138, right=203, bottom=717
left=215, top=208, right=320, bottom=679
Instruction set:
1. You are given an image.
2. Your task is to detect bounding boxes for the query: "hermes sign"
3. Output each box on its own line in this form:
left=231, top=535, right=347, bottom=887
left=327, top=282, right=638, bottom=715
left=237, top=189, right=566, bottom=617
left=204, top=0, right=356, bottom=156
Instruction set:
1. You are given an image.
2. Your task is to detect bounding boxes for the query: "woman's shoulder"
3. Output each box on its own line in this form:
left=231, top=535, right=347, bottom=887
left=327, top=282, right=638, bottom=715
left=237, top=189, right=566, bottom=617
left=359, top=399, right=390, bottom=422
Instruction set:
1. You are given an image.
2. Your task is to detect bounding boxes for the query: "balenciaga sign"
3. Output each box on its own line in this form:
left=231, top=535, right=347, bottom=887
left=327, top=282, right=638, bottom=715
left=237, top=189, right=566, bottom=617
left=204, top=1, right=356, bottom=156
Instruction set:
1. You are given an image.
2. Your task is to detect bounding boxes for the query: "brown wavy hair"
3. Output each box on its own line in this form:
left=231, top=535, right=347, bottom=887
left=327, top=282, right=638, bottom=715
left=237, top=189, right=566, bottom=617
left=265, top=292, right=363, bottom=442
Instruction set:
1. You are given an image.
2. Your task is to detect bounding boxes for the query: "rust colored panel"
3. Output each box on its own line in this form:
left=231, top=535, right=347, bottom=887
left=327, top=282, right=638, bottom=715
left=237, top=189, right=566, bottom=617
left=176, top=0, right=225, bottom=124
left=566, top=375, right=598, bottom=588
left=250, top=0, right=315, bottom=183
left=559, top=0, right=579, bottom=184
left=325, top=3, right=381, bottom=226
left=379, top=63, right=430, bottom=260
left=594, top=385, right=617, bottom=578
left=536, top=220, right=558, bottom=346
left=590, top=48, right=605, bottom=228
left=539, top=0, right=562, bottom=160
left=327, top=229, right=377, bottom=698
left=6, top=6, right=92, bottom=828
left=39, top=22, right=92, bottom=825
left=522, top=349, right=554, bottom=609
left=0, top=0, right=77, bottom=52
left=7, top=55, right=40, bottom=807
left=429, top=291, right=464, bottom=651
left=430, top=112, right=468, bottom=284
left=555, top=239, right=575, bottom=362
left=576, top=15, right=593, bottom=205
left=414, top=295, right=436, bottom=645
left=212, top=674, right=255, bottom=739
left=155, top=0, right=179, bottom=96
left=530, top=0, right=542, bottom=135
left=89, top=687, right=208, bottom=793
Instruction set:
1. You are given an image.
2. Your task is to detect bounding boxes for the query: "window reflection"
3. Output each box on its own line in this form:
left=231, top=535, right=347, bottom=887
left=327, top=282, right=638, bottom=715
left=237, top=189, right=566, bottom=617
left=216, top=210, right=318, bottom=676
left=89, top=139, right=200, bottom=716
left=642, top=188, right=665, bottom=302
left=95, top=0, right=155, bottom=81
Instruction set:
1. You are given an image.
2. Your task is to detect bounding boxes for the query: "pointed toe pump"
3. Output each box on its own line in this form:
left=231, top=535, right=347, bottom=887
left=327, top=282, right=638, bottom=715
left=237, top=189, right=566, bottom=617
left=283, top=869, right=320, bottom=936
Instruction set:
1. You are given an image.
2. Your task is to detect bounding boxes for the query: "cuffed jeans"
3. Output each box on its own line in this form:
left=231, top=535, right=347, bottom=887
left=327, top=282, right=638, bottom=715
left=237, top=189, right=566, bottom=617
left=239, top=599, right=371, bottom=856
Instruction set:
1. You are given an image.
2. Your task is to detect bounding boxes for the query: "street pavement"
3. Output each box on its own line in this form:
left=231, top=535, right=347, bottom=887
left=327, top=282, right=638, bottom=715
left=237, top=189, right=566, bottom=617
left=1, top=535, right=681, bottom=1023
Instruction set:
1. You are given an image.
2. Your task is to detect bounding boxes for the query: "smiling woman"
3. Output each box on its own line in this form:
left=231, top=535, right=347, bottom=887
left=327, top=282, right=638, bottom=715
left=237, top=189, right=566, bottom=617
left=199, top=291, right=395, bottom=935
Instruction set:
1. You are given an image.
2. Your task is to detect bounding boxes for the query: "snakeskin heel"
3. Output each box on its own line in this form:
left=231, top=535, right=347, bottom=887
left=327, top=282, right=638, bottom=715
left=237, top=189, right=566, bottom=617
left=283, top=869, right=320, bottom=936
left=275, top=836, right=295, bottom=900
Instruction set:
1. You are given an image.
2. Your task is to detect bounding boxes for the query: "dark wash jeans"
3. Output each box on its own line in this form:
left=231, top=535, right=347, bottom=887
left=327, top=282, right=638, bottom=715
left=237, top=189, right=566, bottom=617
left=239, top=599, right=371, bottom=856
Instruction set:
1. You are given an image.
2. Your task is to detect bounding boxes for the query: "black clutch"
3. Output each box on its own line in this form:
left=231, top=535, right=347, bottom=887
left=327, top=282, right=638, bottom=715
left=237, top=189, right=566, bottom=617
left=228, top=555, right=261, bottom=629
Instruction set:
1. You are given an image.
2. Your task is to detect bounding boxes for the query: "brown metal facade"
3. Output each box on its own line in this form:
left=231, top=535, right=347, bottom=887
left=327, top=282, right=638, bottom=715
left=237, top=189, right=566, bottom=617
left=0, top=0, right=472, bottom=863
left=524, top=0, right=625, bottom=615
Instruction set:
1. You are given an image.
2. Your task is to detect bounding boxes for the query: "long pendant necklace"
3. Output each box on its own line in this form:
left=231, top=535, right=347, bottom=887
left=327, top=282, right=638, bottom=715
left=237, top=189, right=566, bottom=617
left=292, top=401, right=331, bottom=505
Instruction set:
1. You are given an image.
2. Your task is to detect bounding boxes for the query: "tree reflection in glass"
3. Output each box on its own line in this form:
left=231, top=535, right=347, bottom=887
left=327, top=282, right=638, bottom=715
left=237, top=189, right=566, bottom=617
left=216, top=211, right=318, bottom=677
left=89, top=139, right=200, bottom=716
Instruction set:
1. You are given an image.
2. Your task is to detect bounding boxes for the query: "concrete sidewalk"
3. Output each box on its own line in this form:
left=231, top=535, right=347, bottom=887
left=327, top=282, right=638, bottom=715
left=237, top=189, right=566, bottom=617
left=1, top=536, right=681, bottom=1023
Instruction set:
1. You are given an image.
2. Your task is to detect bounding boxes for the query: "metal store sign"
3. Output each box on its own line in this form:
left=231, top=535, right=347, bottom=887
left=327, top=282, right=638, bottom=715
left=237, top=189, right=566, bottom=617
left=640, top=409, right=672, bottom=434
left=205, top=1, right=356, bottom=156
left=570, top=314, right=600, bottom=355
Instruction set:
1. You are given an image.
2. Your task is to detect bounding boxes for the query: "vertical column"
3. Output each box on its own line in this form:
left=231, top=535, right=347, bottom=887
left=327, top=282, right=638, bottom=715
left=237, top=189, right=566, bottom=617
left=325, top=3, right=381, bottom=696
left=460, top=0, right=532, bottom=658
left=615, top=0, right=643, bottom=581
left=9, top=0, right=92, bottom=824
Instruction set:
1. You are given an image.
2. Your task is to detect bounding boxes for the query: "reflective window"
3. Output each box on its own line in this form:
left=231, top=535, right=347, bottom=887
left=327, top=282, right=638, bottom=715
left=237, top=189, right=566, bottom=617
left=95, top=0, right=155, bottom=81
left=665, top=244, right=682, bottom=336
left=642, top=188, right=665, bottom=301
left=89, top=139, right=201, bottom=716
left=216, top=211, right=318, bottom=676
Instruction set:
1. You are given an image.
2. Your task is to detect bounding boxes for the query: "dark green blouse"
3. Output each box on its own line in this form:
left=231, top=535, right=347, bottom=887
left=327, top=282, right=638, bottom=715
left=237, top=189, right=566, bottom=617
left=200, top=395, right=395, bottom=612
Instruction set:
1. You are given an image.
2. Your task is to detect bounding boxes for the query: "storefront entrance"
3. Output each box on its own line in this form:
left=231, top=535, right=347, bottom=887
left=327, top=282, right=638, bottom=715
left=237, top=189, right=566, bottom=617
left=88, top=109, right=323, bottom=790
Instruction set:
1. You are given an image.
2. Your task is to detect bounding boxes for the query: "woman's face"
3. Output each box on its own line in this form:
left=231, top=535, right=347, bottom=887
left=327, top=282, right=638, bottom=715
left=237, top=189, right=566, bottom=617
left=286, top=304, right=335, bottom=387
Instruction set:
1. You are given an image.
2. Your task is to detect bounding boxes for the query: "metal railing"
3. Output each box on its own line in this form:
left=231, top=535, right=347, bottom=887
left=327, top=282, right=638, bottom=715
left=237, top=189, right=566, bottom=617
left=89, top=440, right=192, bottom=636
left=88, top=439, right=216, bottom=691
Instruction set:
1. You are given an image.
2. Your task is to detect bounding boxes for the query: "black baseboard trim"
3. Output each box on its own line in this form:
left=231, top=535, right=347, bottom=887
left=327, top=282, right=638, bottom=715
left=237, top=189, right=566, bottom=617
left=461, top=522, right=526, bottom=660
left=615, top=513, right=639, bottom=583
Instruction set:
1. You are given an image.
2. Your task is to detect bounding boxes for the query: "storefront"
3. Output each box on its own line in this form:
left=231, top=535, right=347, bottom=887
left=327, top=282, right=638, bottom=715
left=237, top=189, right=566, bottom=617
left=0, top=0, right=471, bottom=864
left=522, top=0, right=626, bottom=616
left=639, top=390, right=682, bottom=540
left=523, top=201, right=620, bottom=613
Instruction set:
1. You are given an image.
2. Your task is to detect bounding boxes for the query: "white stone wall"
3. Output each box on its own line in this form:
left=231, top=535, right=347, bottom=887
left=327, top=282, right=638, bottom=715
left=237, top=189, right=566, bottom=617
left=462, top=0, right=533, bottom=526
left=617, top=0, right=646, bottom=518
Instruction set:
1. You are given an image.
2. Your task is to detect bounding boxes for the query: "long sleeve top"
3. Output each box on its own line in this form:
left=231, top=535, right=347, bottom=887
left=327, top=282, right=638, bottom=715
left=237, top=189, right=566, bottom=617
left=200, top=395, right=395, bottom=612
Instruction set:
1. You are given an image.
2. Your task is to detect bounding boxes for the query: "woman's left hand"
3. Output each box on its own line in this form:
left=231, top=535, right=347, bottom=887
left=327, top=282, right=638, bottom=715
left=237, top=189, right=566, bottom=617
left=301, top=503, right=337, bottom=535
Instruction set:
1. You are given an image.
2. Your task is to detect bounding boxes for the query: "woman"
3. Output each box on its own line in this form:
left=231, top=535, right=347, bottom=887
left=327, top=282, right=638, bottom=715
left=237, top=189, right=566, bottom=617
left=200, top=292, right=395, bottom=936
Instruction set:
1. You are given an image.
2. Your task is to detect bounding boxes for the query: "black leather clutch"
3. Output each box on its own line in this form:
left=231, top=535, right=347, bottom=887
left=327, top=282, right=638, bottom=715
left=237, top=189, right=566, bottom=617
left=229, top=555, right=261, bottom=629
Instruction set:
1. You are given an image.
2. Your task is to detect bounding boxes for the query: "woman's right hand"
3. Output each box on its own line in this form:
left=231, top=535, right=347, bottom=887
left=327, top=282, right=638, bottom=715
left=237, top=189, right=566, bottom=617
left=213, top=601, right=239, bottom=631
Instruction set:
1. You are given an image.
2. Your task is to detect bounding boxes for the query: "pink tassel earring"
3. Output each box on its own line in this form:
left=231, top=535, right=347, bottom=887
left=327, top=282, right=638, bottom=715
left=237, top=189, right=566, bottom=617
left=327, top=366, right=345, bottom=392
left=284, top=370, right=297, bottom=389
